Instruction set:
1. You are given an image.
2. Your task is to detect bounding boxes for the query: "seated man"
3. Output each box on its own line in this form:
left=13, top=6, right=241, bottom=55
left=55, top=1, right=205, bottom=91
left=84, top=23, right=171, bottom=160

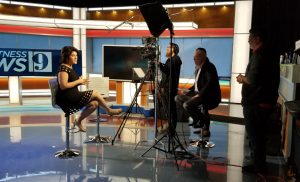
left=175, top=47, right=221, bottom=136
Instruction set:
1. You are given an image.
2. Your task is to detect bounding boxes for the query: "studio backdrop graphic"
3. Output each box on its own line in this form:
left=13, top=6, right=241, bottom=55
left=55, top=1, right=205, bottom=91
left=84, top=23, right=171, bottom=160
left=0, top=48, right=82, bottom=76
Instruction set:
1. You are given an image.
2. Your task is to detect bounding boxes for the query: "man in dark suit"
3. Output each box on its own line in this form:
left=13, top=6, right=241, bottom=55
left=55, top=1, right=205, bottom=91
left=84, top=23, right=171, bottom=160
left=175, top=47, right=221, bottom=137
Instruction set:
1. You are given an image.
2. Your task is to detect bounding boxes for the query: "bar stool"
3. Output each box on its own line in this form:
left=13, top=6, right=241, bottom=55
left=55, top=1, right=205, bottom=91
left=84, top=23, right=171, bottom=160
left=194, top=104, right=215, bottom=149
left=84, top=75, right=111, bottom=143
left=85, top=106, right=111, bottom=143
left=48, top=78, right=80, bottom=158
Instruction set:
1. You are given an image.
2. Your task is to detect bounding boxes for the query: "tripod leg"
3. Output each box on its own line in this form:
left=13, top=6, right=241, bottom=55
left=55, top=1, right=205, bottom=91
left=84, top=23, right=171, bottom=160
left=141, top=133, right=168, bottom=157
left=112, top=69, right=152, bottom=145
left=170, top=136, right=179, bottom=170
left=111, top=111, right=130, bottom=145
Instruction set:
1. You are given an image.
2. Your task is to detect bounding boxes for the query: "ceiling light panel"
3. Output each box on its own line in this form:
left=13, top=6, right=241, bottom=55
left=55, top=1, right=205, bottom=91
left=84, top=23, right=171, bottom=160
left=173, top=3, right=196, bottom=8
left=215, top=2, right=235, bottom=6
left=102, top=6, right=137, bottom=10
left=88, top=7, right=103, bottom=11
left=195, top=2, right=215, bottom=6
left=0, top=0, right=10, bottom=4
left=10, top=1, right=53, bottom=8
left=53, top=5, right=72, bottom=10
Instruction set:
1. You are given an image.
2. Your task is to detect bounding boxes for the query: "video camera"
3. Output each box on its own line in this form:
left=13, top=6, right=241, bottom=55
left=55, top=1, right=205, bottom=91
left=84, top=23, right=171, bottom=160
left=141, top=37, right=157, bottom=60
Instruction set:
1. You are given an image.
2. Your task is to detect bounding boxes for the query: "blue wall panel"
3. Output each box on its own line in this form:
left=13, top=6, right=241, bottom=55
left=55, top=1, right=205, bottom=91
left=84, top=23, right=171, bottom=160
left=180, top=38, right=201, bottom=78
left=92, top=38, right=115, bottom=73
left=201, top=37, right=233, bottom=78
left=86, top=38, right=93, bottom=74
left=130, top=38, right=143, bottom=45
left=115, top=38, right=130, bottom=45
left=17, top=35, right=49, bottom=49
left=0, top=34, right=18, bottom=49
left=48, top=36, right=72, bottom=50
left=0, top=33, right=72, bottom=50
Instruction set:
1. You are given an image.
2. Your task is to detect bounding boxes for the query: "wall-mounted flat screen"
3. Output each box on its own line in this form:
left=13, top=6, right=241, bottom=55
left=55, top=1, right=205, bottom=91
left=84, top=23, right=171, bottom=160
left=102, top=45, right=150, bottom=81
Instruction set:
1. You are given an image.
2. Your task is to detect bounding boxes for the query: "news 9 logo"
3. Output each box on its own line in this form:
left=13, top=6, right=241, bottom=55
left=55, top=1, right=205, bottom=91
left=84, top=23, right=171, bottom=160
left=28, top=51, right=52, bottom=72
left=0, top=50, right=52, bottom=74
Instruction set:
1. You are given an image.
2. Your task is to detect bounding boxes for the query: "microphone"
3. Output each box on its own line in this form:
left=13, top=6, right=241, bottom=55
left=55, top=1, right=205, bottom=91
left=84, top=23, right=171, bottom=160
left=111, top=16, right=135, bottom=31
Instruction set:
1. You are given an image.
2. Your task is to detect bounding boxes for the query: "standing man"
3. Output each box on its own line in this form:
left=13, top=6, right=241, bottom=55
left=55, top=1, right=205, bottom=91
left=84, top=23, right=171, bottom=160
left=159, top=43, right=182, bottom=133
left=237, top=27, right=280, bottom=174
left=175, top=48, right=221, bottom=137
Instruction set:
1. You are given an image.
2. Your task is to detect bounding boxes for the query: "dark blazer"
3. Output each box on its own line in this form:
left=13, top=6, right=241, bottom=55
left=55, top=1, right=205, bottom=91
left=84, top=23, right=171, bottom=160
left=187, top=58, right=221, bottom=110
left=241, top=46, right=279, bottom=106
left=160, top=55, right=182, bottom=94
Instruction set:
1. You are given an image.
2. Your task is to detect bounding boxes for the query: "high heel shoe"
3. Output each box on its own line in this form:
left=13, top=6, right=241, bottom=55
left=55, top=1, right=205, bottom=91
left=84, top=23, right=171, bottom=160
left=74, top=119, right=86, bottom=132
left=108, top=108, right=122, bottom=116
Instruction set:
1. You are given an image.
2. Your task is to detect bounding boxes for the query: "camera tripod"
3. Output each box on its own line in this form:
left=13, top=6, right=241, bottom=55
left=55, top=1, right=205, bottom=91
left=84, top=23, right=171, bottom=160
left=140, top=38, right=194, bottom=170
left=111, top=66, right=155, bottom=145
left=141, top=88, right=194, bottom=169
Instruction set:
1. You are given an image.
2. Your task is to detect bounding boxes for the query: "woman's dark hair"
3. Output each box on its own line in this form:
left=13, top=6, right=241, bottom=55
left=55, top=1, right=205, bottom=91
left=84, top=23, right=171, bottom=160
left=60, top=46, right=78, bottom=64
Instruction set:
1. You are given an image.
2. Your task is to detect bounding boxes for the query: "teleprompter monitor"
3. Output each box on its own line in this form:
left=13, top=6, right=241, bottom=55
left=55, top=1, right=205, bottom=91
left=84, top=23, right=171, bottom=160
left=102, top=45, right=150, bottom=81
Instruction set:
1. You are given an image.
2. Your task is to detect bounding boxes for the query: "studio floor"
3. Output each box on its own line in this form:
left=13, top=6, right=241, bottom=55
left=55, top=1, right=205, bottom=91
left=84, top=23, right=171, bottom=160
left=0, top=97, right=287, bottom=182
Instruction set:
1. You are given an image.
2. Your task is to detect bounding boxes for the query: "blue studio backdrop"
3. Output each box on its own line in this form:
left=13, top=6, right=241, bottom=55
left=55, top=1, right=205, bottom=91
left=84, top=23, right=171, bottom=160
left=0, top=33, right=233, bottom=79
left=91, top=37, right=233, bottom=79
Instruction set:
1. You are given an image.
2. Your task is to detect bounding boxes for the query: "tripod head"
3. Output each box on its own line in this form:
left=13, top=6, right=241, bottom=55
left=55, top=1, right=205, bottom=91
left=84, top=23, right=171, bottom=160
left=141, top=36, right=159, bottom=72
left=141, top=37, right=157, bottom=60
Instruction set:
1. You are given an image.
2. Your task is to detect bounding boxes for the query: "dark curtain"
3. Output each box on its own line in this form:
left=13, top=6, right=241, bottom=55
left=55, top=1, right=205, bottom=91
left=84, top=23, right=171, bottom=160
left=252, top=0, right=300, bottom=56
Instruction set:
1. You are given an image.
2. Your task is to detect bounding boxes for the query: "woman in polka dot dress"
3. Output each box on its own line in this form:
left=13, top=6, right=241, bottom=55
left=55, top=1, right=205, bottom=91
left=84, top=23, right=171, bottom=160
left=56, top=46, right=122, bottom=132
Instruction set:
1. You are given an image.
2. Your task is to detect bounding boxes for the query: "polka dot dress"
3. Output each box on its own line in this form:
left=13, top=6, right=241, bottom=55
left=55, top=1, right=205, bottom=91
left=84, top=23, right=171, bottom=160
left=55, top=65, right=93, bottom=116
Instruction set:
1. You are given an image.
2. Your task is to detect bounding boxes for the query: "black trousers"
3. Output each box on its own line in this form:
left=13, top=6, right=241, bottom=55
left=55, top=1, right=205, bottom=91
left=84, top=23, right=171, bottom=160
left=175, top=93, right=210, bottom=130
left=159, top=88, right=178, bottom=131
left=243, top=105, right=273, bottom=172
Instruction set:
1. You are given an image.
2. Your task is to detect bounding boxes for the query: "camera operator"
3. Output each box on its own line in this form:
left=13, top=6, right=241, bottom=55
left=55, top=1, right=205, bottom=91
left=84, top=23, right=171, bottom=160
left=159, top=43, right=182, bottom=133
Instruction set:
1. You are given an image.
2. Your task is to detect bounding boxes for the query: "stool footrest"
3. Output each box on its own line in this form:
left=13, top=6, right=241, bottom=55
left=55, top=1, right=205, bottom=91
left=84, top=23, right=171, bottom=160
left=89, top=118, right=108, bottom=122
left=54, top=149, right=80, bottom=158
left=84, top=135, right=111, bottom=143
left=189, top=139, right=215, bottom=148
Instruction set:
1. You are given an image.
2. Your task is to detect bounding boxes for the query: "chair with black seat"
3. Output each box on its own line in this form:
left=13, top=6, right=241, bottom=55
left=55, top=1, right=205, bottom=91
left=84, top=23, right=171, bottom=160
left=48, top=78, right=80, bottom=158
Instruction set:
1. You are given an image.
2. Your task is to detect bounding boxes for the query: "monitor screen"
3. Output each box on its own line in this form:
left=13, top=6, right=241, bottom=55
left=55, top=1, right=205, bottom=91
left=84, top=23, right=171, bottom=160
left=102, top=45, right=150, bottom=81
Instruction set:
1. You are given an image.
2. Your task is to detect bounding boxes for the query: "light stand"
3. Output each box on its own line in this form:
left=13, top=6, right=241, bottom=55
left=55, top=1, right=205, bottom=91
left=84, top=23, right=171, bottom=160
left=139, top=2, right=193, bottom=169
left=141, top=32, right=192, bottom=166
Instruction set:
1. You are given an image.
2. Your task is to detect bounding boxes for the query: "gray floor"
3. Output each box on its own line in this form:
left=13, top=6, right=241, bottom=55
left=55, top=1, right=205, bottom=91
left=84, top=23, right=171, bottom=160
left=0, top=100, right=287, bottom=182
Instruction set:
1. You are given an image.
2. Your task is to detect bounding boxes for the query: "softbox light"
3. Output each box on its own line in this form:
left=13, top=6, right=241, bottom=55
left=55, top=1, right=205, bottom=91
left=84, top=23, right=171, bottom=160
left=139, top=2, right=173, bottom=37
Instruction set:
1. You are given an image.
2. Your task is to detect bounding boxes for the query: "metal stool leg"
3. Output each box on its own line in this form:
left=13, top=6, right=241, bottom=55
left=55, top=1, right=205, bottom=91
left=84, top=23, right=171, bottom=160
left=194, top=105, right=215, bottom=149
left=85, top=107, right=111, bottom=143
left=55, top=115, right=80, bottom=158
left=195, top=128, right=215, bottom=148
